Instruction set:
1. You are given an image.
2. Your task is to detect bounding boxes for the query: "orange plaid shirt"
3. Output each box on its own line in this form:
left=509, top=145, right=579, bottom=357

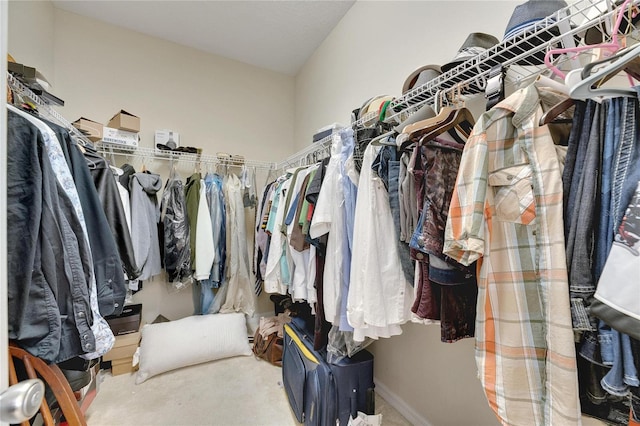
left=444, top=86, right=581, bottom=426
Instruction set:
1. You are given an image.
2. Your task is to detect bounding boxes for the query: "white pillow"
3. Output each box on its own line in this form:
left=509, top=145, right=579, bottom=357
left=135, top=313, right=252, bottom=384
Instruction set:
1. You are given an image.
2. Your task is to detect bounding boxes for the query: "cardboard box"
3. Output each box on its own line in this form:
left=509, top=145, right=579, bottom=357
left=101, top=127, right=139, bottom=148
left=72, top=117, right=103, bottom=142
left=111, top=357, right=134, bottom=376
left=105, top=304, right=142, bottom=336
left=8, top=61, right=36, bottom=79
left=102, top=330, right=140, bottom=362
left=107, top=110, right=140, bottom=132
left=79, top=363, right=101, bottom=413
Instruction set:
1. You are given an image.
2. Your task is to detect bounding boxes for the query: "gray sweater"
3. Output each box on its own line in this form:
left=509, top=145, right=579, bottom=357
left=130, top=172, right=163, bottom=281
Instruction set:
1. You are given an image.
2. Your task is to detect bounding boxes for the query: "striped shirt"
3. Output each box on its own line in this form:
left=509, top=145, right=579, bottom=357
left=444, top=86, right=581, bottom=426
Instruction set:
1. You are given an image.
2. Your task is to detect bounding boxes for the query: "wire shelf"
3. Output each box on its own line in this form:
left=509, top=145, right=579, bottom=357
left=97, top=144, right=277, bottom=170
left=279, top=0, right=640, bottom=169
left=275, top=134, right=334, bottom=171
left=384, top=0, right=640, bottom=122
left=8, top=72, right=277, bottom=171
left=7, top=72, right=93, bottom=145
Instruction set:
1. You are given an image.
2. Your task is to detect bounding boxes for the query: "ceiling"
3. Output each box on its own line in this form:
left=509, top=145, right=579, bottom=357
left=52, top=0, right=356, bottom=76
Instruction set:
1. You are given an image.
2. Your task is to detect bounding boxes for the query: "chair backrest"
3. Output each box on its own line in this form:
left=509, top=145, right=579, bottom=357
left=8, top=342, right=87, bottom=426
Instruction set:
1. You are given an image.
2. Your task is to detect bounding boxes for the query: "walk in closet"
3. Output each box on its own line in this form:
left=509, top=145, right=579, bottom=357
left=3, top=0, right=640, bottom=425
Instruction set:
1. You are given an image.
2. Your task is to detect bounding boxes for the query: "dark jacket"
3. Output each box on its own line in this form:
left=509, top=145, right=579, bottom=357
left=161, top=176, right=191, bottom=283
left=184, top=173, right=202, bottom=269
left=7, top=111, right=95, bottom=363
left=84, top=147, right=140, bottom=281
left=49, top=124, right=126, bottom=317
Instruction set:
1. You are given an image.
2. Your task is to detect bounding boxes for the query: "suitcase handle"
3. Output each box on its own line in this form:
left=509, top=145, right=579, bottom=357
left=350, top=388, right=357, bottom=420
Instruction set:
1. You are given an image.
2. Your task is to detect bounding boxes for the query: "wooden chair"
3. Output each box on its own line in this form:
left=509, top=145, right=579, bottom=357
left=8, top=342, right=87, bottom=426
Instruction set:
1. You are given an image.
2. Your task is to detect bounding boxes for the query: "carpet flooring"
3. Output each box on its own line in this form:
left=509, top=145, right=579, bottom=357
left=86, top=355, right=411, bottom=426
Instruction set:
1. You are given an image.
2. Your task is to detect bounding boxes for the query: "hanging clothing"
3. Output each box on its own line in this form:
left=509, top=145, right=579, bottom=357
left=160, top=174, right=191, bottom=285
left=194, top=177, right=217, bottom=314
left=309, top=133, right=347, bottom=326
left=8, top=106, right=114, bottom=361
left=304, top=157, right=330, bottom=349
left=444, top=85, right=581, bottom=425
left=254, top=182, right=274, bottom=291
left=7, top=110, right=96, bottom=363
left=202, top=172, right=226, bottom=288
left=84, top=147, right=139, bottom=284
left=46, top=118, right=129, bottom=317
left=184, top=172, right=203, bottom=314
left=285, top=166, right=316, bottom=302
left=194, top=173, right=226, bottom=314
left=347, top=143, right=413, bottom=343
left=118, top=163, right=135, bottom=192
left=116, top=173, right=132, bottom=233
left=407, top=135, right=477, bottom=343
left=195, top=180, right=214, bottom=280
left=592, top=180, right=640, bottom=340
left=338, top=129, right=358, bottom=332
left=184, top=172, right=201, bottom=270
left=375, top=142, right=413, bottom=284
left=399, top=150, right=417, bottom=244
left=562, top=95, right=640, bottom=419
left=220, top=174, right=256, bottom=316
left=130, top=172, right=163, bottom=281
left=264, top=177, right=290, bottom=295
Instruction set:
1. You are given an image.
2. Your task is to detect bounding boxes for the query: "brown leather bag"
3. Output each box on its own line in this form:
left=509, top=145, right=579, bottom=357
left=252, top=328, right=283, bottom=367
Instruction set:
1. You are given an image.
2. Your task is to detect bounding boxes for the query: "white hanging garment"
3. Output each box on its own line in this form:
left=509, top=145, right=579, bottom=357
left=347, top=143, right=413, bottom=342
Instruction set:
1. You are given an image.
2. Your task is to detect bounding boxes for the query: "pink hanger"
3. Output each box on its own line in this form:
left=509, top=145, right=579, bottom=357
left=544, top=0, right=636, bottom=79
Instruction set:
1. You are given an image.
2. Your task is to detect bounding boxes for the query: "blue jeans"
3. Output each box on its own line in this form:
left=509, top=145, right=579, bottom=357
left=612, top=93, right=640, bottom=230
left=598, top=94, right=640, bottom=396
left=568, top=101, right=603, bottom=333
left=563, top=100, right=594, bottom=237
left=592, top=98, right=640, bottom=396
left=389, top=159, right=414, bottom=283
left=600, top=325, right=639, bottom=395
left=595, top=98, right=620, bottom=278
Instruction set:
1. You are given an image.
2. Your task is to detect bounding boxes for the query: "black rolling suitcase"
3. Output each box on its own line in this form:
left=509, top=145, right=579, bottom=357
left=282, top=318, right=375, bottom=426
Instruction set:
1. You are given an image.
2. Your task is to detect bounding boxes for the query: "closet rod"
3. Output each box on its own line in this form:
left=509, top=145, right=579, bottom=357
left=6, top=72, right=93, bottom=145
left=98, top=145, right=277, bottom=170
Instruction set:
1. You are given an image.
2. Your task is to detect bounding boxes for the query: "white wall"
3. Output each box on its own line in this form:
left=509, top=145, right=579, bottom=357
left=50, top=8, right=295, bottom=324
left=52, top=8, right=294, bottom=164
left=7, top=0, right=55, bottom=84
left=294, top=2, right=519, bottom=425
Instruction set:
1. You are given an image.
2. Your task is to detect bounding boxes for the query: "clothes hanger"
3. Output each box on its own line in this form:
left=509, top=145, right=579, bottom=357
left=534, top=75, right=570, bottom=95
left=544, top=0, right=634, bottom=79
left=539, top=98, right=575, bottom=125
left=402, top=85, right=463, bottom=139
left=415, top=107, right=475, bottom=145
left=534, top=76, right=574, bottom=125
left=569, top=42, right=640, bottom=99
left=403, top=106, right=455, bottom=138
left=403, top=102, right=473, bottom=142
left=412, top=84, right=474, bottom=142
